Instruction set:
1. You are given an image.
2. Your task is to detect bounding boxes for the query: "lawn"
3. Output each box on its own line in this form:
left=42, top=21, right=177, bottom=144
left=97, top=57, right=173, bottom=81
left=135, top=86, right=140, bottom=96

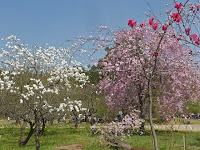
left=0, top=122, right=200, bottom=150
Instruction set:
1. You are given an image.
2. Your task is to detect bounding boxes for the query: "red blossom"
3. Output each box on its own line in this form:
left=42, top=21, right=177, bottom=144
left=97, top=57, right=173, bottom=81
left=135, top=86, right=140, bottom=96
left=152, top=51, right=158, bottom=57
left=189, top=50, right=193, bottom=55
left=172, top=13, right=182, bottom=22
left=152, top=23, right=158, bottom=30
left=174, top=3, right=182, bottom=11
left=162, top=25, right=167, bottom=31
left=189, top=35, right=192, bottom=41
left=190, top=34, right=198, bottom=41
left=149, top=18, right=154, bottom=25
left=192, top=33, right=198, bottom=39
left=132, top=21, right=137, bottom=26
left=185, top=28, right=190, bottom=36
left=195, top=38, right=200, bottom=45
left=128, top=19, right=136, bottom=28
left=128, top=19, right=133, bottom=27
left=140, top=23, right=144, bottom=27
left=197, top=5, right=200, bottom=11
left=190, top=6, right=194, bottom=11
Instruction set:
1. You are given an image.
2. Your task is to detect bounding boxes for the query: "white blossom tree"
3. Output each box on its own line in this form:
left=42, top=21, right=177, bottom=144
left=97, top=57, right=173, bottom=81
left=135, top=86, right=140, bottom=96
left=0, top=35, right=88, bottom=150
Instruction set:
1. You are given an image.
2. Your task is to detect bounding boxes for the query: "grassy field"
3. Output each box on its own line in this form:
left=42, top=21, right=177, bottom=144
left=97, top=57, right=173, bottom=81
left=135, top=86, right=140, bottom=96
left=0, top=122, right=200, bottom=150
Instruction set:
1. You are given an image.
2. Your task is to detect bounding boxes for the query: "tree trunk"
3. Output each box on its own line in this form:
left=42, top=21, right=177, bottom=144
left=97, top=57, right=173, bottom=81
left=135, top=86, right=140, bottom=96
left=39, top=118, right=46, bottom=136
left=140, top=121, right=145, bottom=135
left=139, top=94, right=145, bottom=134
left=72, top=110, right=79, bottom=129
left=35, top=116, right=40, bottom=150
left=35, top=125, right=40, bottom=150
left=49, top=119, right=54, bottom=126
left=20, top=123, right=35, bottom=146
left=16, top=118, right=21, bottom=125
left=85, top=115, right=89, bottom=123
left=90, top=115, right=96, bottom=126
left=148, top=79, right=159, bottom=150
left=19, top=121, right=27, bottom=144
left=75, top=118, right=79, bottom=129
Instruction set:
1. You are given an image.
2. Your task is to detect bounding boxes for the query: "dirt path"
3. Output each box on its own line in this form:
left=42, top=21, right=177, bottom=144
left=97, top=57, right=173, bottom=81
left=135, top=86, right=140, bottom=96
left=145, top=124, right=200, bottom=132
left=1, top=123, right=200, bottom=132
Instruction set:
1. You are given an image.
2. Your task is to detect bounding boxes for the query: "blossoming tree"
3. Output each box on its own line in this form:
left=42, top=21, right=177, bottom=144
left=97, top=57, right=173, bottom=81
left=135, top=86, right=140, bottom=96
left=77, top=1, right=200, bottom=149
left=0, top=35, right=88, bottom=150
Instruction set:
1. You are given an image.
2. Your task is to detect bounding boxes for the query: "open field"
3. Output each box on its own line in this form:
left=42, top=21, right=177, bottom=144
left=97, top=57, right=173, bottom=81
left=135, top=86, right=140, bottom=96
left=0, top=122, right=200, bottom=150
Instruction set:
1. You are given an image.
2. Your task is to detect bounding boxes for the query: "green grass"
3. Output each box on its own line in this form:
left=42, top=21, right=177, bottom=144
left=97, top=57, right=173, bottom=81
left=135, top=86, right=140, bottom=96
left=125, top=130, right=200, bottom=150
left=0, top=122, right=200, bottom=150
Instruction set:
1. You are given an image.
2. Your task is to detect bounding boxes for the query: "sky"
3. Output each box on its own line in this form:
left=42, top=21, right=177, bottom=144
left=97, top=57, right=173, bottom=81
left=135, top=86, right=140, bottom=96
left=0, top=0, right=168, bottom=47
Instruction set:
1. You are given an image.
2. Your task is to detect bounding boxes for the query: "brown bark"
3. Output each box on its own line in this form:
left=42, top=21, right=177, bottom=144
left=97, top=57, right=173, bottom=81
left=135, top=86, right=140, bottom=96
left=138, top=93, right=145, bottom=134
left=148, top=78, right=158, bottom=150
left=49, top=119, right=54, bottom=126
left=75, top=119, right=79, bottom=129
left=20, top=122, right=35, bottom=146
left=16, top=118, right=21, bottom=125
left=35, top=124, right=40, bottom=150
left=35, top=111, right=40, bottom=150
left=39, top=118, right=46, bottom=136
left=19, top=121, right=27, bottom=144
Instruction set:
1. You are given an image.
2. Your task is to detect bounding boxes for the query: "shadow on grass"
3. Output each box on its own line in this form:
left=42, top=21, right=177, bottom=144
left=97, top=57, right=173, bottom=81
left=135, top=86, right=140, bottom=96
left=43, top=130, right=57, bottom=136
left=188, top=138, right=200, bottom=147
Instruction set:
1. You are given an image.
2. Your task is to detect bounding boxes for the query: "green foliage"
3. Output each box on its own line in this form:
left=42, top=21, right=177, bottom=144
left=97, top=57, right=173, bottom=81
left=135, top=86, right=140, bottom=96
left=86, top=65, right=101, bottom=85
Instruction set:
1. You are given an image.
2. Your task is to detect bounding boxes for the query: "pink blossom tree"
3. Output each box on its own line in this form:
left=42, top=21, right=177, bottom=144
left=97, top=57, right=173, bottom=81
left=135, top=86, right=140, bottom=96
left=98, top=22, right=200, bottom=148
left=76, top=0, right=200, bottom=149
left=99, top=24, right=199, bottom=114
left=97, top=2, right=200, bottom=150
